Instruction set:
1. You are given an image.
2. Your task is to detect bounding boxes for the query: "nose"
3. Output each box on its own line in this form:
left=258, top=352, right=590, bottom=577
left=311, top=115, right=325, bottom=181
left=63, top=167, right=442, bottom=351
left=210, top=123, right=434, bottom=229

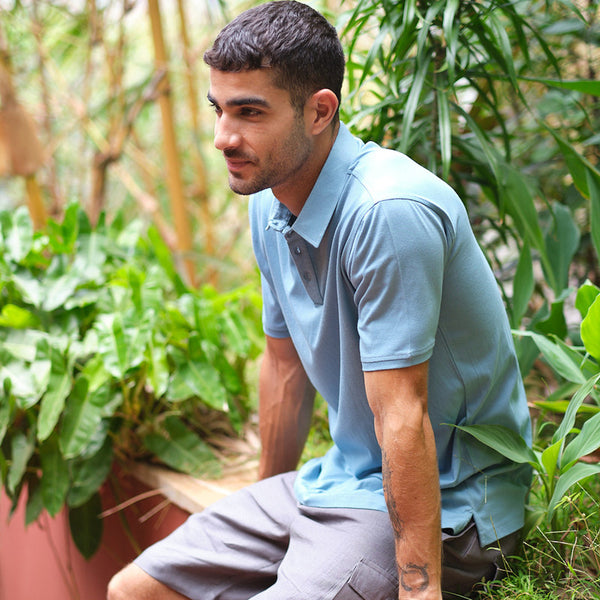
left=214, top=115, right=242, bottom=152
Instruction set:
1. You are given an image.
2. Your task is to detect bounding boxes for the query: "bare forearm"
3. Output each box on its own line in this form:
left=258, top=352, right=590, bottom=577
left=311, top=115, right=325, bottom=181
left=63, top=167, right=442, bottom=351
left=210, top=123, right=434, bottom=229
left=381, top=418, right=442, bottom=599
left=258, top=336, right=315, bottom=479
left=364, top=364, right=442, bottom=600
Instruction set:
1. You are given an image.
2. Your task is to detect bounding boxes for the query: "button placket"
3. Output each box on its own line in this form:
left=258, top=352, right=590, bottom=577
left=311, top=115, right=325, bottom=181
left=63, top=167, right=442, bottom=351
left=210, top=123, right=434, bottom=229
left=285, top=230, right=322, bottom=304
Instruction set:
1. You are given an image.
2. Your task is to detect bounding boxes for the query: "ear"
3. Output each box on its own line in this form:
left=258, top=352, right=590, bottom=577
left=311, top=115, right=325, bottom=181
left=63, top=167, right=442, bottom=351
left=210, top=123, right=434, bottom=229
left=305, top=89, right=339, bottom=135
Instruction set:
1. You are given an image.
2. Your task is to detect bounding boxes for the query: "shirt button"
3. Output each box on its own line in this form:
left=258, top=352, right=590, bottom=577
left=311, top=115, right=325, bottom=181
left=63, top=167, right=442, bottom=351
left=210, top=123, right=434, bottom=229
left=303, top=271, right=311, bottom=281
left=294, top=247, right=302, bottom=255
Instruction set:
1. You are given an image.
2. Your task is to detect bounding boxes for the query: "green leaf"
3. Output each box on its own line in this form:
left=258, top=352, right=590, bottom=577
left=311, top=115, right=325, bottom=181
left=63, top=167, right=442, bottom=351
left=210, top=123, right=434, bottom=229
left=575, top=280, right=600, bottom=320
left=545, top=126, right=600, bottom=198
left=68, top=492, right=103, bottom=559
left=5, top=206, right=34, bottom=263
left=38, top=346, right=72, bottom=442
left=561, top=411, right=600, bottom=469
left=0, top=304, right=39, bottom=328
left=588, top=169, right=600, bottom=264
left=553, top=373, right=600, bottom=443
left=519, top=331, right=586, bottom=384
left=543, top=203, right=580, bottom=293
left=59, top=378, right=108, bottom=459
left=40, top=436, right=70, bottom=517
left=453, top=424, right=539, bottom=467
left=25, top=478, right=44, bottom=526
left=41, top=271, right=82, bottom=312
left=95, top=313, right=149, bottom=379
left=512, top=242, right=534, bottom=326
left=68, top=439, right=113, bottom=508
left=548, top=463, right=600, bottom=519
left=142, top=416, right=220, bottom=478
left=0, top=388, right=12, bottom=445
left=500, top=167, right=546, bottom=258
left=541, top=439, right=562, bottom=482
left=7, top=430, right=35, bottom=494
left=521, top=77, right=600, bottom=97
left=11, top=272, right=44, bottom=308
left=581, top=296, right=600, bottom=361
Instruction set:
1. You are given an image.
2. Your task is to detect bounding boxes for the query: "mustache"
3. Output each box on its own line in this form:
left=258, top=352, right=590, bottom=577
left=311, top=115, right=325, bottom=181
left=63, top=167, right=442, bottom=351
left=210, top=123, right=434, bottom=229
left=223, top=149, right=255, bottom=161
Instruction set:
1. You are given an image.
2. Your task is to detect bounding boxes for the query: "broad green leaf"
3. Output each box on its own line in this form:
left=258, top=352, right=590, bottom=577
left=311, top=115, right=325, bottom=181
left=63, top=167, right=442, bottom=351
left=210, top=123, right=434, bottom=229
left=40, top=436, right=70, bottom=517
left=95, top=312, right=150, bottom=379
left=11, top=272, right=44, bottom=308
left=512, top=242, right=534, bottom=326
left=7, top=430, right=35, bottom=494
left=42, top=271, right=82, bottom=312
left=5, top=206, right=34, bottom=263
left=554, top=373, right=600, bottom=443
left=545, top=126, right=600, bottom=198
left=522, top=77, right=600, bottom=97
left=543, top=203, right=580, bottom=293
left=500, top=167, right=546, bottom=259
left=575, top=280, right=600, bottom=320
left=520, top=331, right=586, bottom=384
left=535, top=399, right=599, bottom=415
left=548, top=463, right=600, bottom=519
left=168, top=358, right=227, bottom=410
left=588, top=169, right=600, bottom=263
left=534, top=299, right=568, bottom=341
left=0, top=304, right=39, bottom=328
left=0, top=387, right=11, bottom=445
left=38, top=348, right=72, bottom=442
left=25, top=478, right=44, bottom=526
left=561, top=411, right=600, bottom=469
left=69, top=492, right=103, bottom=559
left=0, top=355, right=40, bottom=408
left=142, top=416, right=220, bottom=478
left=146, top=337, right=169, bottom=397
left=454, top=424, right=539, bottom=467
left=68, top=439, right=113, bottom=508
left=541, top=439, right=562, bottom=482
left=581, top=296, right=600, bottom=361
left=59, top=378, right=108, bottom=459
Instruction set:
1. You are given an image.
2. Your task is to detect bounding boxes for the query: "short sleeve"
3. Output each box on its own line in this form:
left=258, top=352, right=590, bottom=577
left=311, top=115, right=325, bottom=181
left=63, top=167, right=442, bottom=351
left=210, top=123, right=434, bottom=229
left=347, top=198, right=450, bottom=370
left=260, top=272, right=289, bottom=338
left=248, top=193, right=290, bottom=339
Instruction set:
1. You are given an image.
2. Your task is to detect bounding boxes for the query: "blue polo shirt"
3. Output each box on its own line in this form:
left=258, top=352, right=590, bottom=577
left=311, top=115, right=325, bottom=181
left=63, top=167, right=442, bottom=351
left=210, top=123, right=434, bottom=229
left=249, top=123, right=532, bottom=546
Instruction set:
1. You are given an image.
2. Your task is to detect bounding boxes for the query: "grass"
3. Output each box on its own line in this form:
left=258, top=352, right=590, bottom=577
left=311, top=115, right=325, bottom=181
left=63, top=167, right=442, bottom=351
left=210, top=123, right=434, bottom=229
left=478, top=478, right=600, bottom=599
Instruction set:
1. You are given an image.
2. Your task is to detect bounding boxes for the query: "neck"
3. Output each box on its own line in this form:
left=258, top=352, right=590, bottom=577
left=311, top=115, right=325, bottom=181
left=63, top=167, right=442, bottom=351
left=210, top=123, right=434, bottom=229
left=273, top=121, right=340, bottom=216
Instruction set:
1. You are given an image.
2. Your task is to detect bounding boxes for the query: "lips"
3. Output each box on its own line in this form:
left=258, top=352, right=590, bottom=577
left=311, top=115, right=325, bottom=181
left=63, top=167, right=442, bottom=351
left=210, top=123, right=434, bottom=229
left=225, top=158, right=252, bottom=172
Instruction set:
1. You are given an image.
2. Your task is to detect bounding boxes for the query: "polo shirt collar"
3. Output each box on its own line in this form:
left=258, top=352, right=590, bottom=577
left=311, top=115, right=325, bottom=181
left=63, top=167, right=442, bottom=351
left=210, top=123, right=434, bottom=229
left=267, top=123, right=363, bottom=247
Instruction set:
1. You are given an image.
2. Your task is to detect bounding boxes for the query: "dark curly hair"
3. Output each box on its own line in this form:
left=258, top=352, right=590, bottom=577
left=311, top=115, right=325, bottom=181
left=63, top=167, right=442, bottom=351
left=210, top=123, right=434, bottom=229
left=203, top=1, right=345, bottom=118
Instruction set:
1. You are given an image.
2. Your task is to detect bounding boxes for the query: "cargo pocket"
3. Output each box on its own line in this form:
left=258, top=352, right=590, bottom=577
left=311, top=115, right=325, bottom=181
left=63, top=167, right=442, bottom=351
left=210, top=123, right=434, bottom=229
left=331, top=558, right=398, bottom=600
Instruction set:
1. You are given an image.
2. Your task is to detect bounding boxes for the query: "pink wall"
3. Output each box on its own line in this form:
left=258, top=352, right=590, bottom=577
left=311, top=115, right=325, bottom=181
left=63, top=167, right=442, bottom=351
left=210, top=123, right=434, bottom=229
left=0, top=465, right=189, bottom=600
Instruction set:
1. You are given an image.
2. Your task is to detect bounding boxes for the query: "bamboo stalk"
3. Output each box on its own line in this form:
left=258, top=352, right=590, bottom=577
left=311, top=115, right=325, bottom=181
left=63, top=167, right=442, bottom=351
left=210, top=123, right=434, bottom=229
left=25, top=175, right=47, bottom=230
left=177, top=0, right=216, bottom=285
left=148, top=0, right=197, bottom=287
left=0, top=25, right=47, bottom=229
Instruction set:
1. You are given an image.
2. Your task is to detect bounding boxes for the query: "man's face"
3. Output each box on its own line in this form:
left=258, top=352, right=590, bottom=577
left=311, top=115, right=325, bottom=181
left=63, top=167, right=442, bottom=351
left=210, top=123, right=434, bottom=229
left=208, top=68, right=313, bottom=198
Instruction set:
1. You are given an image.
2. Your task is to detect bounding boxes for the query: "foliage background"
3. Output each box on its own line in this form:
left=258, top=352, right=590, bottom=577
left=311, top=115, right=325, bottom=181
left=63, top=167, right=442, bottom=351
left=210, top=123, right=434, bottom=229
left=1, top=0, right=600, bottom=597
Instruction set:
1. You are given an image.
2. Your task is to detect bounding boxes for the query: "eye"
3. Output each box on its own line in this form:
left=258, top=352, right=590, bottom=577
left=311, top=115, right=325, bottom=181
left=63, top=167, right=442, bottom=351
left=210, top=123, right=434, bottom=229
left=209, top=102, right=222, bottom=116
left=240, top=107, right=262, bottom=117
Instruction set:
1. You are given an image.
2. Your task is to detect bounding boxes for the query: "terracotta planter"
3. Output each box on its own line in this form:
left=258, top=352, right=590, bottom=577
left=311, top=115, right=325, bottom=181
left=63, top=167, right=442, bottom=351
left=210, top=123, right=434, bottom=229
left=0, top=463, right=189, bottom=600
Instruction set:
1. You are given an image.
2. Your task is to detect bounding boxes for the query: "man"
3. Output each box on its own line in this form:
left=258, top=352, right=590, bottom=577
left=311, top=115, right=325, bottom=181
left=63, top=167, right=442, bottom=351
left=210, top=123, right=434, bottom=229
left=107, top=2, right=532, bottom=599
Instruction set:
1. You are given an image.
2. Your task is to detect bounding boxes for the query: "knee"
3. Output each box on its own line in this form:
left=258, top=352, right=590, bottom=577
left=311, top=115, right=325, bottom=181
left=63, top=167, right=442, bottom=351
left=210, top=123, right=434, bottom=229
left=106, top=565, right=139, bottom=600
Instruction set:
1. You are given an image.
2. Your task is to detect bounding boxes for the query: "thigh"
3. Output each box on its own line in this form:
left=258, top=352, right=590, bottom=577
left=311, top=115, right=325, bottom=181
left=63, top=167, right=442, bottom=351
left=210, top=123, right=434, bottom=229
left=252, top=506, right=398, bottom=600
left=134, top=472, right=299, bottom=600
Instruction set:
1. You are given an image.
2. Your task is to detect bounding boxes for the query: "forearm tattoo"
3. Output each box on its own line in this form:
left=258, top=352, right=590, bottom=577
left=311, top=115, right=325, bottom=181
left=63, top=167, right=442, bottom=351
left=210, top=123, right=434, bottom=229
left=400, top=563, right=430, bottom=592
left=381, top=449, right=404, bottom=540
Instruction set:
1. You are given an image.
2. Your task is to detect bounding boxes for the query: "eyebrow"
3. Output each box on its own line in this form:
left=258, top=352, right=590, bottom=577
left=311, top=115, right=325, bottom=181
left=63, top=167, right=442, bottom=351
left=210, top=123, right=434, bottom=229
left=207, top=92, right=272, bottom=109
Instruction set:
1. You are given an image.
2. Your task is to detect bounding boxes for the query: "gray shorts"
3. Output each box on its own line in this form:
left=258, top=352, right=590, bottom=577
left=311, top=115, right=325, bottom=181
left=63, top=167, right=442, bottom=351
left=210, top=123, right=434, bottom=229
left=135, top=472, right=520, bottom=600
